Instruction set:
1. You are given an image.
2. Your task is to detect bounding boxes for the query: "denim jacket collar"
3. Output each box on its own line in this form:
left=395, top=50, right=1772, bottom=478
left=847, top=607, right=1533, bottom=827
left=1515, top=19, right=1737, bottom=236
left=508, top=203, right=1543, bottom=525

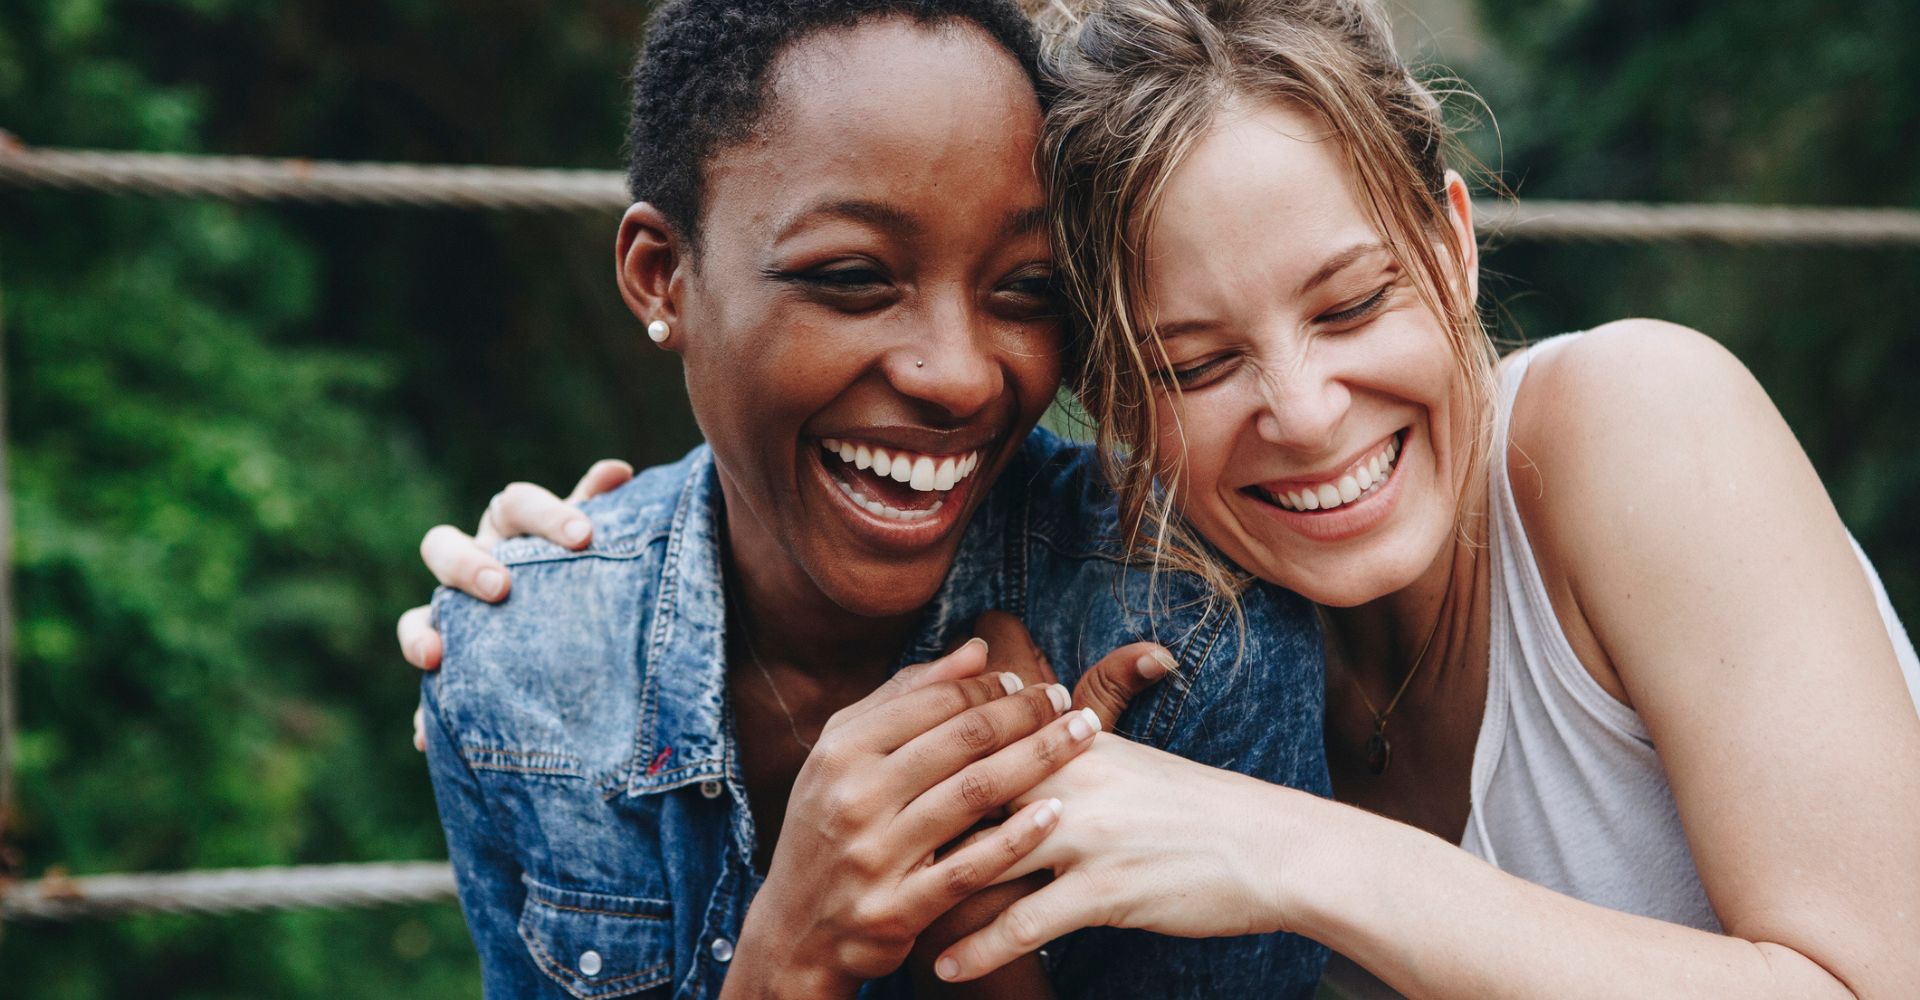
left=626, top=450, right=731, bottom=798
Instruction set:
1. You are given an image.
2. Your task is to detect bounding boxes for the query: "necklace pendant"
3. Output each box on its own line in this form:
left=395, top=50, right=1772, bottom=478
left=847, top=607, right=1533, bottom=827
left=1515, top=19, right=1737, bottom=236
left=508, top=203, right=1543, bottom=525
left=1365, top=731, right=1391, bottom=775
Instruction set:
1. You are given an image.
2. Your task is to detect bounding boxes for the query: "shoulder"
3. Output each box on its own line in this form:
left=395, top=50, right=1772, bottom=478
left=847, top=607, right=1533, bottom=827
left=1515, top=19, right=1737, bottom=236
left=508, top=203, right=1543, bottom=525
left=487, top=446, right=705, bottom=566
left=1508, top=319, right=1788, bottom=538
left=1000, top=426, right=1142, bottom=563
left=426, top=445, right=711, bottom=777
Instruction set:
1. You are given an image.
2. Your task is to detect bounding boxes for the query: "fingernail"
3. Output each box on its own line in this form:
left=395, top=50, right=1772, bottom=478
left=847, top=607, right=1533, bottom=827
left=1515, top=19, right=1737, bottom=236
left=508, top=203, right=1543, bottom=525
left=1067, top=707, right=1099, bottom=740
left=1034, top=797, right=1063, bottom=829
left=477, top=568, right=505, bottom=600
left=1139, top=648, right=1177, bottom=679
left=1046, top=683, right=1071, bottom=714
left=999, top=672, right=1024, bottom=695
left=936, top=957, right=960, bottom=981
left=563, top=519, right=590, bottom=546
left=964, top=636, right=989, bottom=655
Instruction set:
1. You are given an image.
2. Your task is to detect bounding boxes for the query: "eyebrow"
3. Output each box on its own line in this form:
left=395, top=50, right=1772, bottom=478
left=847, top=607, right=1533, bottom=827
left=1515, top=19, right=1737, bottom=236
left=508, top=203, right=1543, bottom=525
left=1004, top=206, right=1049, bottom=239
left=775, top=198, right=924, bottom=242
left=1296, top=240, right=1391, bottom=298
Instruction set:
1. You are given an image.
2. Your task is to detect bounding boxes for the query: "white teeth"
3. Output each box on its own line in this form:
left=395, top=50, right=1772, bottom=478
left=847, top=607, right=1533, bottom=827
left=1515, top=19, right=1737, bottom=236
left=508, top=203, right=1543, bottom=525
left=833, top=476, right=945, bottom=522
left=1266, top=435, right=1402, bottom=512
left=822, top=440, right=985, bottom=494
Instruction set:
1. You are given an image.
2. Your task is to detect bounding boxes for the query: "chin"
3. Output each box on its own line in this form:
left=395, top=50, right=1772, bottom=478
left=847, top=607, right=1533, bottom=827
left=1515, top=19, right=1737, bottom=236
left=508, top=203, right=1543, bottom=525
left=811, top=557, right=956, bottom=620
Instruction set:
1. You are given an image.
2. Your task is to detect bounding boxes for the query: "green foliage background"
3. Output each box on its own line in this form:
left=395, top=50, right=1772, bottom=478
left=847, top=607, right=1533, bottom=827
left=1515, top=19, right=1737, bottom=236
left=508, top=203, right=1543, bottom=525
left=0, top=0, right=1912, bottom=995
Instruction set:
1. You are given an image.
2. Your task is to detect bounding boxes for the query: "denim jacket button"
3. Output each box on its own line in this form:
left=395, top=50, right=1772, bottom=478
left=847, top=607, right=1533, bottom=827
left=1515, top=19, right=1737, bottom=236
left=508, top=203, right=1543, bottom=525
left=699, top=780, right=724, bottom=799
left=578, top=950, right=603, bottom=977
left=710, top=937, right=734, bottom=963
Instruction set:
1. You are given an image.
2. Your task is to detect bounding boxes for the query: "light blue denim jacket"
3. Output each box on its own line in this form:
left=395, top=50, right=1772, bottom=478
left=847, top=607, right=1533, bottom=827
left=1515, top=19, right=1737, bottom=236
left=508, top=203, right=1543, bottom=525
left=422, top=429, right=1329, bottom=999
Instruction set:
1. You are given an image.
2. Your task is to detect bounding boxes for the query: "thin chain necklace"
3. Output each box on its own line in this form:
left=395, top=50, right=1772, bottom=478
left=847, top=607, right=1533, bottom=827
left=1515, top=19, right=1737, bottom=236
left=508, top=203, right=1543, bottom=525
left=1347, top=547, right=1468, bottom=776
left=727, top=582, right=815, bottom=751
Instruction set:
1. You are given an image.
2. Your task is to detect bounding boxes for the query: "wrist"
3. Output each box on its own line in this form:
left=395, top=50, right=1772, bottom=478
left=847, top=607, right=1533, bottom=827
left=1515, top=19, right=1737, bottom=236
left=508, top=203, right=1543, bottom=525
left=1237, top=781, right=1349, bottom=938
left=728, top=903, right=861, bottom=1000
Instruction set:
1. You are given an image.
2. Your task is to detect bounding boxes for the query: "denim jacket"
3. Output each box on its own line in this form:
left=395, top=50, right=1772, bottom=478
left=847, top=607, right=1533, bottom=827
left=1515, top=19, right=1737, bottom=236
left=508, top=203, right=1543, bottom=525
left=422, top=429, right=1329, bottom=999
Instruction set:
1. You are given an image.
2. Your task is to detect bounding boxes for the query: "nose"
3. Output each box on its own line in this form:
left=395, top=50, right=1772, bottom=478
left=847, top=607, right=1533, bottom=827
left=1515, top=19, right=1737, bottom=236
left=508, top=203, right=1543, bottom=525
left=1251, top=352, right=1350, bottom=454
left=882, top=294, right=1005, bottom=420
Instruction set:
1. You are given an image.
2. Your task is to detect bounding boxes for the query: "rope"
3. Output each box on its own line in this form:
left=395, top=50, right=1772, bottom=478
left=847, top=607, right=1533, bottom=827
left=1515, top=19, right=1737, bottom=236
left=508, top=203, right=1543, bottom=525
left=0, top=862, right=455, bottom=922
left=1475, top=198, right=1920, bottom=247
left=0, top=135, right=626, bottom=213
left=3, top=136, right=1919, bottom=244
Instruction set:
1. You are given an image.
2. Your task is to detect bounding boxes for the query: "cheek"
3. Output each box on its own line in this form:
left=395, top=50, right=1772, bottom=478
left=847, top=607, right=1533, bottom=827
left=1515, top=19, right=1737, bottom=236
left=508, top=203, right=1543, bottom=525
left=1152, top=389, right=1236, bottom=511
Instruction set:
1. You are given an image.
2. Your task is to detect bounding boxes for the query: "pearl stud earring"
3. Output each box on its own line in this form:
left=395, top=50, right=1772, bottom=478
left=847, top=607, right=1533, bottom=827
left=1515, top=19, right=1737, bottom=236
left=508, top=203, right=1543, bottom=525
left=646, top=320, right=670, bottom=344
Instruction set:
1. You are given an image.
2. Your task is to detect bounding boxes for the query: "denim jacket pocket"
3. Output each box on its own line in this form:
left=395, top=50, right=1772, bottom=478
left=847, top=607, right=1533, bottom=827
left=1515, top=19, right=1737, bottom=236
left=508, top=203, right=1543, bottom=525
left=517, top=875, right=675, bottom=999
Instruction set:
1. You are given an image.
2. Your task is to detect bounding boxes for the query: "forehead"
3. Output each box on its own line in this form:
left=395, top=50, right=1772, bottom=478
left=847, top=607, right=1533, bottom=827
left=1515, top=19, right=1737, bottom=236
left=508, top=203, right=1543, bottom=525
left=1147, top=99, right=1377, bottom=301
left=703, top=17, right=1045, bottom=240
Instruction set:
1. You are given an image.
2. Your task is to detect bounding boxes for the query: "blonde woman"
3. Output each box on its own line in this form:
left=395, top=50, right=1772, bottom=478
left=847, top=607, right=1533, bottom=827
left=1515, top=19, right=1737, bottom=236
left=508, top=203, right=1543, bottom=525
left=919, top=1, right=1920, bottom=996
left=402, top=0, right=1920, bottom=996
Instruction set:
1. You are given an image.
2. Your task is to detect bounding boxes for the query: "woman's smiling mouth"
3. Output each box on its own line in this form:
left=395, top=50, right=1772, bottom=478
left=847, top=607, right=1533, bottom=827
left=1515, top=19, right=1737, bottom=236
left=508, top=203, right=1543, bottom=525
left=1241, top=429, right=1411, bottom=543
left=810, top=435, right=990, bottom=543
left=1252, top=430, right=1403, bottom=512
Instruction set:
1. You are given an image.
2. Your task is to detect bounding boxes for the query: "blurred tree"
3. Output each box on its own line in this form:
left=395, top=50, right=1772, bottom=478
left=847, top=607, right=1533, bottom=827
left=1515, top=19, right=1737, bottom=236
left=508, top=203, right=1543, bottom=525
left=1460, top=0, right=1920, bottom=619
left=0, top=0, right=679, bottom=996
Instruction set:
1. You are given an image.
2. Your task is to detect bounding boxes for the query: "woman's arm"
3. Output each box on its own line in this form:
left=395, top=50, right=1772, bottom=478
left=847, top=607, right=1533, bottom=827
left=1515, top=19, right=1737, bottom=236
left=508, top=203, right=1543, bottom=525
left=939, top=321, right=1920, bottom=997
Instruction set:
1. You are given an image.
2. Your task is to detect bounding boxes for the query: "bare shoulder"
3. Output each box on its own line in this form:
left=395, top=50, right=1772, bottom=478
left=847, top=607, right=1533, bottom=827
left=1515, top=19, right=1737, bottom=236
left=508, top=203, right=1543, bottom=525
left=1504, top=320, right=1825, bottom=695
left=1506, top=319, right=1789, bottom=530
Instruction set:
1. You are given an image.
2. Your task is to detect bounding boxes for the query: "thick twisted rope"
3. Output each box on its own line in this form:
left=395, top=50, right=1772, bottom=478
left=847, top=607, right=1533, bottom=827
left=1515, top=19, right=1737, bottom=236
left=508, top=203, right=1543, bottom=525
left=0, top=136, right=626, bottom=213
left=0, top=862, right=455, bottom=922
left=4, top=137, right=1920, bottom=244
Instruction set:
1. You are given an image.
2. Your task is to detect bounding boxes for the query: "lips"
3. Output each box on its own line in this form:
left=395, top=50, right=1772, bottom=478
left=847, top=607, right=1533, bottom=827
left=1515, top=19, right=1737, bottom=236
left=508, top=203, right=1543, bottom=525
left=807, top=433, right=994, bottom=545
left=1251, top=431, right=1402, bottom=513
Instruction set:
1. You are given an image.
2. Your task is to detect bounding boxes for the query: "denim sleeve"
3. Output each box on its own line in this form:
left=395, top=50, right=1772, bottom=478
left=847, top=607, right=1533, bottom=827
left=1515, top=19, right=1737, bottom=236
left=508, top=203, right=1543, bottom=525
left=422, top=683, right=562, bottom=999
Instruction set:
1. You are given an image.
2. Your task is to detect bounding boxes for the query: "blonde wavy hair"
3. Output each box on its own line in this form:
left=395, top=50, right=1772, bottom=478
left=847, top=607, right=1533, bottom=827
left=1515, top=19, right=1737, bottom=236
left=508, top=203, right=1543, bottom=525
left=1033, top=0, right=1499, bottom=604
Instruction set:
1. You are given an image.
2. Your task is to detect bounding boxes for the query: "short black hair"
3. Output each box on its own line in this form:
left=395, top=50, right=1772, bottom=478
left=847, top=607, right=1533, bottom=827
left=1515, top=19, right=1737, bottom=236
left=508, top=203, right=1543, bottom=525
left=625, top=0, right=1043, bottom=251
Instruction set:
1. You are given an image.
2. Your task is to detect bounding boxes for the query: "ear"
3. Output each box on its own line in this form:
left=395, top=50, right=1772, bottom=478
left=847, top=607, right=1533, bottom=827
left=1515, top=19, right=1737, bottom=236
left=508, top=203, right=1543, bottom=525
left=1440, top=169, right=1479, bottom=304
left=616, top=202, right=690, bottom=351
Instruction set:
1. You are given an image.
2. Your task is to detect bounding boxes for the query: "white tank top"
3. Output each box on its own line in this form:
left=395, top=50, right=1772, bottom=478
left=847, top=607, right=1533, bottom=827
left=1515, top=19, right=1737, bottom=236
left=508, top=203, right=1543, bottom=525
left=1324, top=334, right=1920, bottom=998
left=1459, top=332, right=1920, bottom=926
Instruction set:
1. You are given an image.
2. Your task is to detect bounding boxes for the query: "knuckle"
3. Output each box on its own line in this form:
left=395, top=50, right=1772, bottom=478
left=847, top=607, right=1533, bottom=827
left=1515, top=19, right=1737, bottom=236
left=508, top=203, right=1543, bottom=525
left=500, top=481, right=541, bottom=505
left=942, top=859, right=983, bottom=897
left=850, top=895, right=909, bottom=943
left=1031, top=731, right=1064, bottom=768
left=954, top=711, right=997, bottom=752
left=957, top=771, right=998, bottom=811
left=1005, top=905, right=1050, bottom=950
left=996, top=828, right=1027, bottom=865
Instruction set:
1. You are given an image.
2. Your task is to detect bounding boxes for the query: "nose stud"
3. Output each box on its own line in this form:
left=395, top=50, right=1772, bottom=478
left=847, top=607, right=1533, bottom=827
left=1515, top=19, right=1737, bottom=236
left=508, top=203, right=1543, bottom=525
left=914, top=359, right=925, bottom=368
left=647, top=320, right=670, bottom=344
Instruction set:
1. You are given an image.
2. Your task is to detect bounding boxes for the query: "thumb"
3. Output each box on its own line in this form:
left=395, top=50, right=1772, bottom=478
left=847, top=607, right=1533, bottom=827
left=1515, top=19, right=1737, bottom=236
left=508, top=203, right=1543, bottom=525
left=970, top=610, right=1059, bottom=688
left=1072, top=642, right=1175, bottom=731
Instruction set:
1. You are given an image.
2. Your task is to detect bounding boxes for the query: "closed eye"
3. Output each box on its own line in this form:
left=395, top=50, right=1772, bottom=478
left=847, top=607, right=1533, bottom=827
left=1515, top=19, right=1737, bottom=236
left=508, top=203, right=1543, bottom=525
left=1163, top=353, right=1239, bottom=389
left=1319, top=285, right=1390, bottom=325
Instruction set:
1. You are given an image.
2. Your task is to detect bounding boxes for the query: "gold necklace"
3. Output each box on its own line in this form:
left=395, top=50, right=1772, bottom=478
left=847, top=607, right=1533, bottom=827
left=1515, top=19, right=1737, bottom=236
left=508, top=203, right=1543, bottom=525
left=1348, top=607, right=1443, bottom=775
left=1347, top=547, right=1468, bottom=776
left=726, top=581, right=815, bottom=752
